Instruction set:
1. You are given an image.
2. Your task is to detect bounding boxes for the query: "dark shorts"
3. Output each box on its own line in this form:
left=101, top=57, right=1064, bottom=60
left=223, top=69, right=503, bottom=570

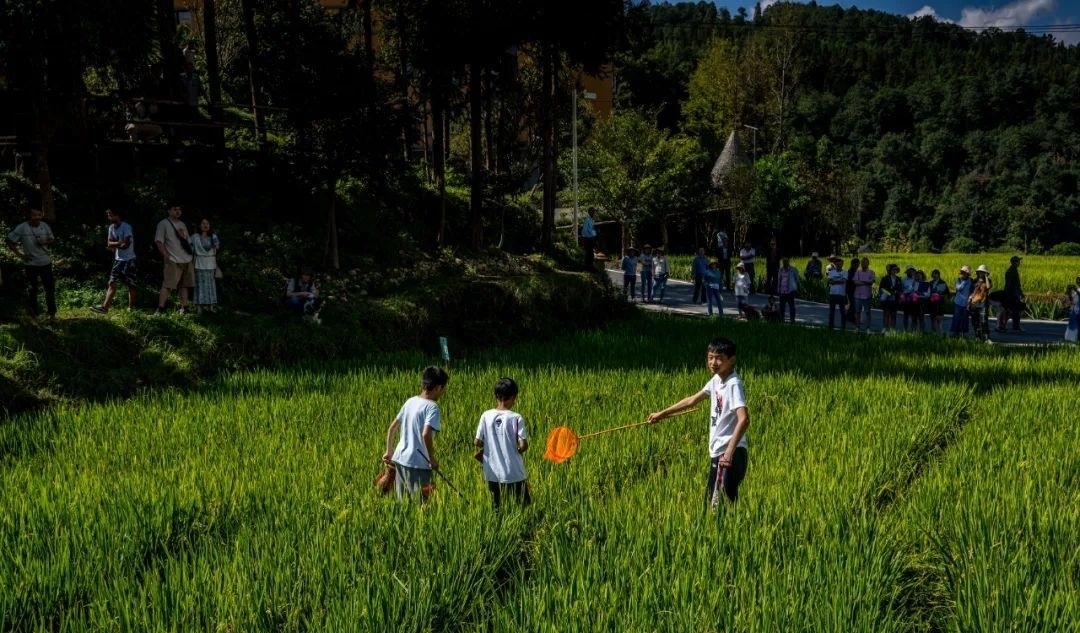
left=109, top=259, right=138, bottom=287
left=487, top=480, right=532, bottom=510
left=706, top=446, right=748, bottom=508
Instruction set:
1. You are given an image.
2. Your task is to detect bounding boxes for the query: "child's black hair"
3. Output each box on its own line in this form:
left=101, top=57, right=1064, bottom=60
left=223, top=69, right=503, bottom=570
left=493, top=377, right=519, bottom=401
left=421, top=366, right=450, bottom=391
left=708, top=337, right=737, bottom=358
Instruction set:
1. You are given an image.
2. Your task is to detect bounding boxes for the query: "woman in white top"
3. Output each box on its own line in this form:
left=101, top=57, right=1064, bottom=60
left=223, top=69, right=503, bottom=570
left=190, top=218, right=220, bottom=312
left=652, top=247, right=670, bottom=303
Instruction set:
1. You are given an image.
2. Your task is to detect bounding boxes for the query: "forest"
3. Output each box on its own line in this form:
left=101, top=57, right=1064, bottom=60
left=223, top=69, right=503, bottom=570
left=2, top=0, right=1079, bottom=280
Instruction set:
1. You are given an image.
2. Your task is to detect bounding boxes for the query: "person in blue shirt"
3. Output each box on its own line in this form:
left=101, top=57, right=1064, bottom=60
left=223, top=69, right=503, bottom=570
left=620, top=247, right=638, bottom=300
left=90, top=209, right=137, bottom=313
left=950, top=265, right=973, bottom=338
left=580, top=211, right=597, bottom=272
left=691, top=247, right=709, bottom=304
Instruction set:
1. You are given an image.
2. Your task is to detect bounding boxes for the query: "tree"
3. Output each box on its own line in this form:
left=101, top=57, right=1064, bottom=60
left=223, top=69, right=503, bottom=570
left=577, top=109, right=707, bottom=248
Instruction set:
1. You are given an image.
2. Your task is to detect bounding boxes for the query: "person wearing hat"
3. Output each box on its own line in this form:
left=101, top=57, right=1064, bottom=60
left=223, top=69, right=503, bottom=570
left=825, top=255, right=848, bottom=330
left=1001, top=255, right=1026, bottom=332
left=639, top=244, right=655, bottom=303
left=804, top=252, right=822, bottom=280
left=968, top=265, right=992, bottom=342
left=950, top=265, right=974, bottom=338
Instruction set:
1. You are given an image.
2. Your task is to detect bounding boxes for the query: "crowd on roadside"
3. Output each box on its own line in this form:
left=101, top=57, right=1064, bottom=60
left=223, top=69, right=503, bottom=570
left=4, top=202, right=323, bottom=323
left=613, top=230, right=1080, bottom=344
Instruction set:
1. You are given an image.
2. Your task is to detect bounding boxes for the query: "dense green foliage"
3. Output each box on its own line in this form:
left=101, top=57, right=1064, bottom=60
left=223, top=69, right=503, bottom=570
left=2, top=314, right=1077, bottom=630
left=612, top=1, right=1080, bottom=254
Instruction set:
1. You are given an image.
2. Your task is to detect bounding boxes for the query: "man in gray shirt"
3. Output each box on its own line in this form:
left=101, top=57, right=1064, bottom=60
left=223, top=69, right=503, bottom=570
left=153, top=205, right=194, bottom=315
left=6, top=206, right=56, bottom=318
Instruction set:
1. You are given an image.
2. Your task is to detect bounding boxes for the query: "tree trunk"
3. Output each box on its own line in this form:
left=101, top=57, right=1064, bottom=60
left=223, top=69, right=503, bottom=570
left=469, top=61, right=484, bottom=249
left=202, top=0, right=223, bottom=127
left=240, top=0, right=267, bottom=154
left=324, top=172, right=340, bottom=270
left=431, top=86, right=447, bottom=248
left=396, top=1, right=412, bottom=162
left=539, top=40, right=557, bottom=253
left=157, top=0, right=182, bottom=83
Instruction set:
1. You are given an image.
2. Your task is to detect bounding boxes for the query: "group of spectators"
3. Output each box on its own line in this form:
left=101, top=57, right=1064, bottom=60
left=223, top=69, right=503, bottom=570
left=615, top=230, right=1080, bottom=344
left=88, top=205, right=221, bottom=315
left=821, top=254, right=1032, bottom=341
left=4, top=203, right=324, bottom=323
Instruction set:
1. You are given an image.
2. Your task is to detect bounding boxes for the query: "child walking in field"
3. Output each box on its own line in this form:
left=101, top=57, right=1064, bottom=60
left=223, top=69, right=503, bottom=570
left=383, top=366, right=450, bottom=505
left=648, top=337, right=750, bottom=508
left=474, top=378, right=531, bottom=510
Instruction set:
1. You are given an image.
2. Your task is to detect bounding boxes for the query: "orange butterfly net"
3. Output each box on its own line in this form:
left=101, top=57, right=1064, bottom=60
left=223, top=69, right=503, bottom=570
left=543, top=408, right=698, bottom=463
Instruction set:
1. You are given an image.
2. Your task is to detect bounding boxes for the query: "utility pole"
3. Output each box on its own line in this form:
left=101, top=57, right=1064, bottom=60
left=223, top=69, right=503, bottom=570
left=571, top=87, right=597, bottom=237
left=742, top=124, right=758, bottom=163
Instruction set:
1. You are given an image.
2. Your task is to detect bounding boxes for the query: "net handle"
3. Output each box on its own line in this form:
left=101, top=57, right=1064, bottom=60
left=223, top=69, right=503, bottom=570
left=576, top=420, right=651, bottom=440
left=576, top=406, right=699, bottom=441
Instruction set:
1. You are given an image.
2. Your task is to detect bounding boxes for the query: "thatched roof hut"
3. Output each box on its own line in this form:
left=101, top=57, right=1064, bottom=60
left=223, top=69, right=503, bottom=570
left=710, top=130, right=750, bottom=191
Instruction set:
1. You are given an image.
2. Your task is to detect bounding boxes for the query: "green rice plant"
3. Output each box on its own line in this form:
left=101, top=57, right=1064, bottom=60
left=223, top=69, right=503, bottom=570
left=0, top=315, right=1077, bottom=631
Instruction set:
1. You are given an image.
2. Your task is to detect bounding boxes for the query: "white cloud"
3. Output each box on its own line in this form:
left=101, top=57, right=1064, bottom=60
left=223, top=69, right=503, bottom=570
left=958, top=0, right=1057, bottom=29
left=908, top=0, right=1080, bottom=44
left=908, top=5, right=954, bottom=22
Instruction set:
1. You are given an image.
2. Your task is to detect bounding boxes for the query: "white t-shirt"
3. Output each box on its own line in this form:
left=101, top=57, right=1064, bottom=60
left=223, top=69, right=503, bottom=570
left=703, top=372, right=748, bottom=458
left=155, top=217, right=194, bottom=264
left=391, top=396, right=442, bottom=469
left=739, top=247, right=756, bottom=264
left=109, top=222, right=136, bottom=261
left=475, top=409, right=527, bottom=483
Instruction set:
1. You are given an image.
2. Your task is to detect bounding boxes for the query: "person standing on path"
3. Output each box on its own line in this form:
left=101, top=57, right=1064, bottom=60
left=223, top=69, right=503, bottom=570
left=691, top=247, right=709, bottom=304
left=6, top=206, right=56, bottom=318
left=580, top=211, right=597, bottom=272
left=704, top=261, right=723, bottom=317
left=928, top=269, right=950, bottom=334
left=776, top=257, right=799, bottom=323
left=950, top=265, right=973, bottom=338
left=653, top=247, right=669, bottom=304
left=764, top=237, right=780, bottom=297
left=620, top=247, right=638, bottom=301
left=826, top=255, right=848, bottom=331
left=852, top=257, right=876, bottom=332
left=153, top=205, right=194, bottom=315
left=1002, top=256, right=1026, bottom=332
left=739, top=241, right=757, bottom=294
left=968, top=265, right=992, bottom=342
left=1065, top=276, right=1080, bottom=344
left=639, top=244, right=655, bottom=303
left=878, top=264, right=902, bottom=333
left=716, top=231, right=732, bottom=290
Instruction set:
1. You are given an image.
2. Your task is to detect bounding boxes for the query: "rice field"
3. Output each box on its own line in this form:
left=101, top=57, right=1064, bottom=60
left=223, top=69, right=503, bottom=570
left=668, top=253, right=1080, bottom=299
left=1, top=315, right=1078, bottom=631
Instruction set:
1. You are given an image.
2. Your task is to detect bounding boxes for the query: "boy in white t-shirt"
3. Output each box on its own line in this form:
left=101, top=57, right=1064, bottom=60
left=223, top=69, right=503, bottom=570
left=473, top=378, right=530, bottom=510
left=648, top=337, right=750, bottom=509
left=382, top=366, right=450, bottom=505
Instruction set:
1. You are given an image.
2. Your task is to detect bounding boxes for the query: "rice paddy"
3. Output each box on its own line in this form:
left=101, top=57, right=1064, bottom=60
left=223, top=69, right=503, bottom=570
left=1, top=315, right=1077, bottom=631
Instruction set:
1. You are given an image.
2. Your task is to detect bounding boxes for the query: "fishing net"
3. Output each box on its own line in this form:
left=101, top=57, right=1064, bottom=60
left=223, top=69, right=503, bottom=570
left=543, top=426, right=580, bottom=463
left=374, top=465, right=396, bottom=495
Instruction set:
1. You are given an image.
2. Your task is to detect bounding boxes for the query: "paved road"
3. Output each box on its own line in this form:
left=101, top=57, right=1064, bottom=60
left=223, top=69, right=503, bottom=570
left=605, top=269, right=1072, bottom=346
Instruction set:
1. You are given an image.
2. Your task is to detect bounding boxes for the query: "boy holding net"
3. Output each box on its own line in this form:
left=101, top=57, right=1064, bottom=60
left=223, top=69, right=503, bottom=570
left=474, top=378, right=531, bottom=509
left=382, top=366, right=450, bottom=505
left=648, top=337, right=750, bottom=509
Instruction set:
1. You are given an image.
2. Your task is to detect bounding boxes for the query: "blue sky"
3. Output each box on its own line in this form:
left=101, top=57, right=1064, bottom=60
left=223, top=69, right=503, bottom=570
left=710, top=0, right=1080, bottom=44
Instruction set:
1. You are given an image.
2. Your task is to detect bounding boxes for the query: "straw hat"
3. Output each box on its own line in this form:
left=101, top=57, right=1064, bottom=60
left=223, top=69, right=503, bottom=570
left=736, top=261, right=746, bottom=269
left=975, top=264, right=990, bottom=274
left=959, top=265, right=971, bottom=274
